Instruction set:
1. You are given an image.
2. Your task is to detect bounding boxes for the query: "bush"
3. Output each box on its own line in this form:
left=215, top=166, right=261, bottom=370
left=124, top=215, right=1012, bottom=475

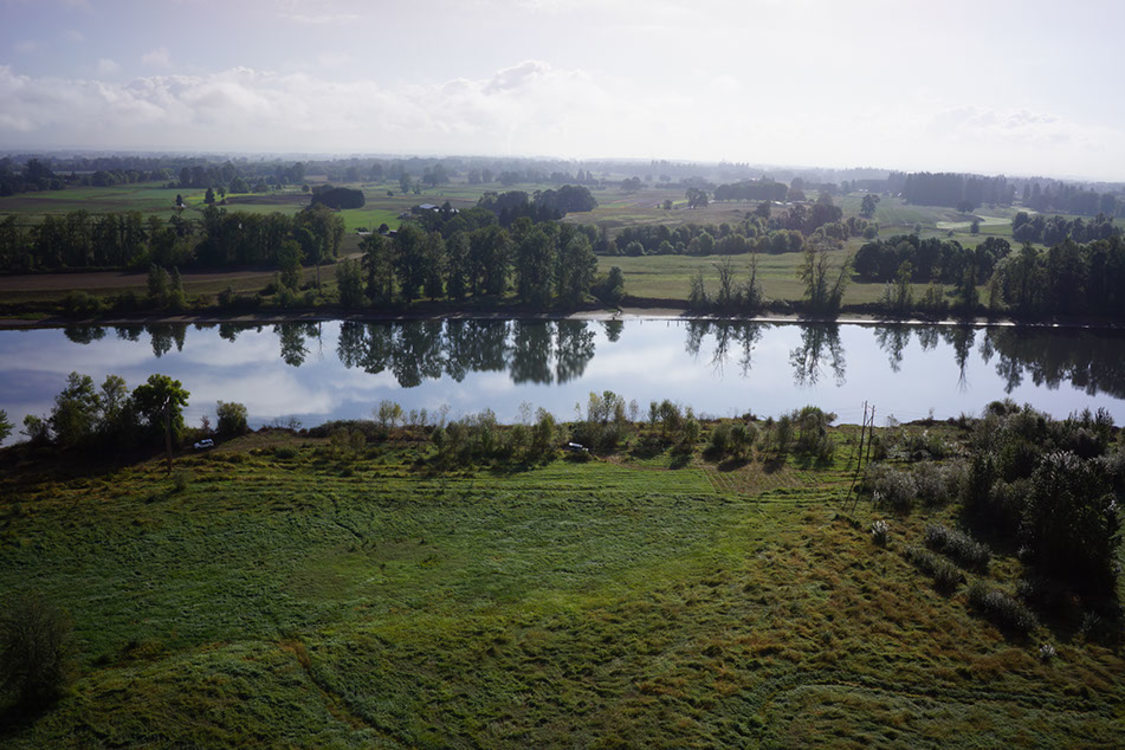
left=924, top=523, right=991, bottom=572
left=1022, top=451, right=1119, bottom=596
left=216, top=401, right=249, bottom=437
left=968, top=582, right=1038, bottom=635
left=913, top=461, right=965, bottom=507
left=905, top=546, right=963, bottom=593
left=0, top=592, right=74, bottom=710
left=870, top=519, right=889, bottom=546
left=871, top=467, right=918, bottom=513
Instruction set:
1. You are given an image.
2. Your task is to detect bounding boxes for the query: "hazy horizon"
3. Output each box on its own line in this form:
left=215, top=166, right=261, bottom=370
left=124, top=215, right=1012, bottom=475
left=3, top=0, right=1123, bottom=183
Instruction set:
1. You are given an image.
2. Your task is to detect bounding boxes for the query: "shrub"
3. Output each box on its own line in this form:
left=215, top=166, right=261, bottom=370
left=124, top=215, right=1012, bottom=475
left=273, top=446, right=298, bottom=460
left=924, top=523, right=991, bottom=572
left=172, top=470, right=192, bottom=493
left=216, top=401, right=249, bottom=437
left=905, top=545, right=963, bottom=593
left=870, top=519, right=889, bottom=546
left=1022, top=451, right=1119, bottom=596
left=968, top=581, right=1038, bottom=635
left=871, top=467, right=918, bottom=513
left=0, top=592, right=74, bottom=710
left=707, top=423, right=731, bottom=457
left=913, top=461, right=965, bottom=507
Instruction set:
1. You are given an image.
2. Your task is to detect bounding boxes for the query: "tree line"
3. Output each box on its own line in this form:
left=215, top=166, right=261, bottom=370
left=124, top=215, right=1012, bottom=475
left=1011, top=212, right=1119, bottom=244
left=342, top=217, right=617, bottom=311
left=608, top=194, right=874, bottom=258
left=895, top=172, right=1015, bottom=210
left=854, top=232, right=1125, bottom=318
left=0, top=204, right=344, bottom=274
left=1021, top=180, right=1121, bottom=217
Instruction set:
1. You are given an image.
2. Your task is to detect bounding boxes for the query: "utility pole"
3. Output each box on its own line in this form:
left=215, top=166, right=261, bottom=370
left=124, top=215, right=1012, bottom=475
left=163, top=395, right=173, bottom=474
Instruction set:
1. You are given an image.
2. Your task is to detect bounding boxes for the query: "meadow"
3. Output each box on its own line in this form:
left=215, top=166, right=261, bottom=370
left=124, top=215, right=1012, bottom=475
left=0, top=179, right=1008, bottom=316
left=1, top=419, right=1122, bottom=747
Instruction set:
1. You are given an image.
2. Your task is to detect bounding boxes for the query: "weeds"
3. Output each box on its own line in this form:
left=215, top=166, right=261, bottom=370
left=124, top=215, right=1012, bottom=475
left=968, top=582, right=1038, bottom=636
left=904, top=545, right=963, bottom=593
left=924, top=523, right=990, bottom=572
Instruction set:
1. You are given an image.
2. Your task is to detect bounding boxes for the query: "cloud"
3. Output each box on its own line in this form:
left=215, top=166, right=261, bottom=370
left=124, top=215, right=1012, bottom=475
left=14, top=40, right=38, bottom=54
left=63, top=29, right=84, bottom=42
left=0, top=61, right=1122, bottom=180
left=96, top=58, right=120, bottom=75
left=141, top=46, right=171, bottom=68
left=282, top=13, right=360, bottom=24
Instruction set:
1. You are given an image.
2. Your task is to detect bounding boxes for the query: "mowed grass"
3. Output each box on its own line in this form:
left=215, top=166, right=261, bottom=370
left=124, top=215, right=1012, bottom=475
left=1, top=426, right=1121, bottom=747
left=610, top=243, right=905, bottom=307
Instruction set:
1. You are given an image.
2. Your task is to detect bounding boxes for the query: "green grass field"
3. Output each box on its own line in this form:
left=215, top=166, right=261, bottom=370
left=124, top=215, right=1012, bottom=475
left=0, top=181, right=1114, bottom=318
left=1, top=423, right=1122, bottom=747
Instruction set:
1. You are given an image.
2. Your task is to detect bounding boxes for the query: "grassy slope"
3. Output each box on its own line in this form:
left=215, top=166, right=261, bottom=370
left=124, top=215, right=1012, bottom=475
left=1, top=426, right=1121, bottom=747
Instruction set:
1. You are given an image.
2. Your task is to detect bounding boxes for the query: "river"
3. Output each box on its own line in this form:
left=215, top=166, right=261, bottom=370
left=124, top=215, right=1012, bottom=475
left=2, top=318, right=1124, bottom=444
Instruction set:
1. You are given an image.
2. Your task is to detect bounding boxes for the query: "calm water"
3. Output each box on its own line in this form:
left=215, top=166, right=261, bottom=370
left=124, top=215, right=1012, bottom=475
left=2, top=318, right=1125, bottom=444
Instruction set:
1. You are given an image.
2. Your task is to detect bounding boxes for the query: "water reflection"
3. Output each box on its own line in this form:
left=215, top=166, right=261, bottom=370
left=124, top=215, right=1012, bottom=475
left=789, top=324, right=845, bottom=387
left=25, top=319, right=1125, bottom=410
left=982, top=327, right=1125, bottom=399
left=684, top=320, right=766, bottom=376
left=329, top=319, right=598, bottom=388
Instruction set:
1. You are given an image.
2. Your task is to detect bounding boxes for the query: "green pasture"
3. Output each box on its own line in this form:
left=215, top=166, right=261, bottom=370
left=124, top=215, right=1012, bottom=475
left=1, top=422, right=1121, bottom=747
left=608, top=244, right=914, bottom=307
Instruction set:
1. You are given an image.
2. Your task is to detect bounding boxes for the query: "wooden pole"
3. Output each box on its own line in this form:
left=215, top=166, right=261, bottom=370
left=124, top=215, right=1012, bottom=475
left=164, top=398, right=173, bottom=474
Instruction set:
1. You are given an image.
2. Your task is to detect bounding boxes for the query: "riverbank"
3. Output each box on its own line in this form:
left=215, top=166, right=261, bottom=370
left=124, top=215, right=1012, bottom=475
left=3, top=302, right=1124, bottom=332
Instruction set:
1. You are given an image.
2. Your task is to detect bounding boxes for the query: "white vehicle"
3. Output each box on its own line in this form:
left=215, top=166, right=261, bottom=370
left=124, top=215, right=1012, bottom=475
left=193, top=438, right=215, bottom=450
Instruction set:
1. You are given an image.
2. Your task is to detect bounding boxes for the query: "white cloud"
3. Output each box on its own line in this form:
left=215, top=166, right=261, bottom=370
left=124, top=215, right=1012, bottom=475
left=282, top=13, right=359, bottom=24
left=96, top=58, right=120, bottom=75
left=63, top=29, right=84, bottom=42
left=0, top=60, right=1122, bottom=180
left=141, top=46, right=171, bottom=68
left=14, top=39, right=38, bottom=54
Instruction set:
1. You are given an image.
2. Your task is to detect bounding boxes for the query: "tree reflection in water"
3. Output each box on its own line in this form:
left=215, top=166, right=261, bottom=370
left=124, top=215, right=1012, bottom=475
left=982, top=326, right=1125, bottom=399
left=44, top=320, right=1125, bottom=406
left=683, top=320, right=767, bottom=376
left=789, top=324, right=845, bottom=386
left=873, top=325, right=910, bottom=373
left=331, top=319, right=598, bottom=388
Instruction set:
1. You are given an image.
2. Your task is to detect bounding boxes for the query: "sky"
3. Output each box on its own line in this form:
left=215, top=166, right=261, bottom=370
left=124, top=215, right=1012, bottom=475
left=1, top=0, right=1123, bottom=181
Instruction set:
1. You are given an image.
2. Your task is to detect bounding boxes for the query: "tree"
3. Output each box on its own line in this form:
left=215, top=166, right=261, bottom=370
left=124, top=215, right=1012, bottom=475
left=204, top=187, right=215, bottom=205
left=0, top=592, right=74, bottom=711
left=688, top=269, right=709, bottom=310
left=1022, top=452, right=1120, bottom=595
left=131, top=374, right=190, bottom=449
left=0, top=409, right=12, bottom=443
left=216, top=401, right=249, bottom=437
left=799, top=239, right=850, bottom=315
left=596, top=265, right=625, bottom=306
left=515, top=228, right=556, bottom=307
left=360, top=233, right=394, bottom=305
left=147, top=263, right=170, bottom=303
left=860, top=194, right=880, bottom=219
left=686, top=187, right=709, bottom=209
left=49, top=372, right=99, bottom=448
left=556, top=234, right=597, bottom=307
left=422, top=231, right=447, bottom=299
left=335, top=258, right=365, bottom=308
left=392, top=224, right=427, bottom=302
left=277, top=240, right=303, bottom=291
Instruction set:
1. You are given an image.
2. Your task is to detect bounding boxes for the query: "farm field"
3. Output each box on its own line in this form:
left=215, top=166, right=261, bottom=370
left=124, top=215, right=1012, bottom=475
left=1, top=180, right=1114, bottom=320
left=0, top=421, right=1122, bottom=747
